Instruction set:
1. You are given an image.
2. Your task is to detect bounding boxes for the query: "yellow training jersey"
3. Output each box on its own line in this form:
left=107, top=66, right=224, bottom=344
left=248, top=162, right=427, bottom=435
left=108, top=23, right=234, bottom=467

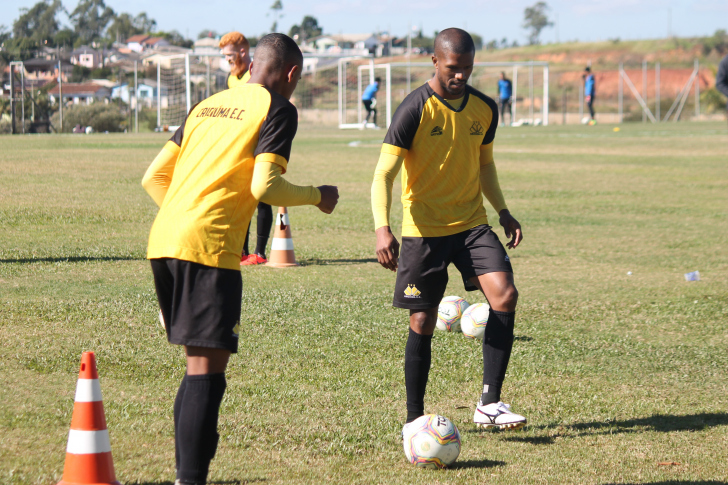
left=382, top=83, right=499, bottom=237
left=227, top=69, right=251, bottom=89
left=146, top=83, right=297, bottom=270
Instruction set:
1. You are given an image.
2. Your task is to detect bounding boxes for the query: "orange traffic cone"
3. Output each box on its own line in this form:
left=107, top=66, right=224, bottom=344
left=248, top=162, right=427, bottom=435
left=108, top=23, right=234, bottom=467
left=58, top=352, right=120, bottom=485
left=266, top=206, right=299, bottom=267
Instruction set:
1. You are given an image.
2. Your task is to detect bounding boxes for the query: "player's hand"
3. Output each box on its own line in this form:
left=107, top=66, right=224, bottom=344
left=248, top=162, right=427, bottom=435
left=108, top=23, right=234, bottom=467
left=316, top=185, right=339, bottom=214
left=585, top=95, right=592, bottom=102
left=499, top=209, right=523, bottom=249
left=375, top=226, right=400, bottom=271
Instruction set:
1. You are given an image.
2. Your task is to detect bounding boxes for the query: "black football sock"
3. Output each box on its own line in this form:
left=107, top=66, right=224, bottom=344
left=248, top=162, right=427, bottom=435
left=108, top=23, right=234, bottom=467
left=243, top=222, right=251, bottom=257
left=255, top=203, right=273, bottom=258
left=173, top=374, right=188, bottom=472
left=404, top=328, right=433, bottom=423
left=481, top=310, right=515, bottom=405
left=176, top=373, right=227, bottom=483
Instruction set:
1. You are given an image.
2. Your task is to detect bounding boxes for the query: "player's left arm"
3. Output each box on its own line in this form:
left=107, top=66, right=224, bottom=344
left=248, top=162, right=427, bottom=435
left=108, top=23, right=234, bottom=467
left=480, top=143, right=523, bottom=249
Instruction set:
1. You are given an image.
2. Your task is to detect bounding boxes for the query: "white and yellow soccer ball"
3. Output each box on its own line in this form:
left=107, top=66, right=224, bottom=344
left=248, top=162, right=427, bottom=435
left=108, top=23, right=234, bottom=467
left=460, top=302, right=490, bottom=340
left=436, top=296, right=470, bottom=332
left=403, top=414, right=461, bottom=469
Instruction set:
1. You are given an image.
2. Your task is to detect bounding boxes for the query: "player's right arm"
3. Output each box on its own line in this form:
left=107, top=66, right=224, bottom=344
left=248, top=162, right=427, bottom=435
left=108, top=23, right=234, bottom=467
left=141, top=124, right=185, bottom=207
left=372, top=148, right=404, bottom=271
left=371, top=89, right=423, bottom=271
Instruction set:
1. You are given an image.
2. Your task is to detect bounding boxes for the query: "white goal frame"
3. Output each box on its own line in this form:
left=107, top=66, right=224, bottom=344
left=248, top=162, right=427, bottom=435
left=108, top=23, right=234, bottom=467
left=339, top=60, right=550, bottom=128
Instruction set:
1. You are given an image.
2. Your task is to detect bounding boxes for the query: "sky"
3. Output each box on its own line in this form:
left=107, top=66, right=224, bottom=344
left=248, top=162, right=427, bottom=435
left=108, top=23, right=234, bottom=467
left=3, top=0, right=727, bottom=45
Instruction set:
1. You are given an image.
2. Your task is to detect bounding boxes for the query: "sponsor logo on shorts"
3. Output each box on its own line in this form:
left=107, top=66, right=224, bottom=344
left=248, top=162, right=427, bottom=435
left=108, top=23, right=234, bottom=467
left=404, top=284, right=422, bottom=298
left=505, top=255, right=510, bottom=262
left=430, top=126, right=443, bottom=136
left=470, top=120, right=484, bottom=135
left=232, top=322, right=240, bottom=338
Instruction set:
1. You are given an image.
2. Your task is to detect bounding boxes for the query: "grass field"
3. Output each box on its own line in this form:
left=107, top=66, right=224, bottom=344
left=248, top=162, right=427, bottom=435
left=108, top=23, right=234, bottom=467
left=1, top=122, right=727, bottom=485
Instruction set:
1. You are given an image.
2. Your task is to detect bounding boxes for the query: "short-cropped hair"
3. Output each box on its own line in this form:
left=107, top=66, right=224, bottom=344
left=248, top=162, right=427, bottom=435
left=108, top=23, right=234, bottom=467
left=254, top=33, right=303, bottom=70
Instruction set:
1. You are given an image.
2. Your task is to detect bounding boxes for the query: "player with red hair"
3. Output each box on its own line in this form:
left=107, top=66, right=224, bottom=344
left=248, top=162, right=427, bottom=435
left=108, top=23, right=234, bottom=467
left=220, top=31, right=252, bottom=89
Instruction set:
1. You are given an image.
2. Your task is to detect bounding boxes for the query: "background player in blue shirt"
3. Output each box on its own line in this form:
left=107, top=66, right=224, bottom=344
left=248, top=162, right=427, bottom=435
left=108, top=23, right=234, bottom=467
left=362, top=77, right=381, bottom=126
left=497, top=72, right=513, bottom=126
left=583, top=66, right=596, bottom=121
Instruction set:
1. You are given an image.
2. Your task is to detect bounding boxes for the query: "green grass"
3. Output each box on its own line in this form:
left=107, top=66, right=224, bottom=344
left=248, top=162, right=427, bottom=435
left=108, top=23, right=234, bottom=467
left=1, top=122, right=727, bottom=485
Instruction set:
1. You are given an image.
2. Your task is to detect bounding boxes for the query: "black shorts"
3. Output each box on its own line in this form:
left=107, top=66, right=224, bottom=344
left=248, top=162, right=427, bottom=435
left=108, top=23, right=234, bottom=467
left=393, top=225, right=513, bottom=310
left=150, top=258, right=242, bottom=353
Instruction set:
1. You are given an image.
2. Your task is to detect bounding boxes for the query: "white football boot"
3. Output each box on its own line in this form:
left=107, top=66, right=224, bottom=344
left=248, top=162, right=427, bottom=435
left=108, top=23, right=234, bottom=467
left=473, top=401, right=527, bottom=430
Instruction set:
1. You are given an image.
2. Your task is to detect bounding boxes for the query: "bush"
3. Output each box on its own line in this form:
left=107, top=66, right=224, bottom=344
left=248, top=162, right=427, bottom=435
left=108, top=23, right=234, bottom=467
left=50, top=103, right=126, bottom=133
left=700, top=87, right=727, bottom=114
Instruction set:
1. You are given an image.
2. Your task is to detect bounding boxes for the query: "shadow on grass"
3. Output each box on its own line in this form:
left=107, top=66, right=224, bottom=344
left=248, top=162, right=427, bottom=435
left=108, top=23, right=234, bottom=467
left=298, top=258, right=378, bottom=266
left=500, top=412, right=728, bottom=445
left=0, top=256, right=144, bottom=264
left=129, top=480, right=266, bottom=485
left=451, top=459, right=506, bottom=470
left=514, top=335, right=533, bottom=342
left=603, top=482, right=728, bottom=485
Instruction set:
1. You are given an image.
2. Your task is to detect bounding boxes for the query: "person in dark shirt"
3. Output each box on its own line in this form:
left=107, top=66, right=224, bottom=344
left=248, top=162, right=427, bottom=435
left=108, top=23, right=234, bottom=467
left=715, top=53, right=728, bottom=126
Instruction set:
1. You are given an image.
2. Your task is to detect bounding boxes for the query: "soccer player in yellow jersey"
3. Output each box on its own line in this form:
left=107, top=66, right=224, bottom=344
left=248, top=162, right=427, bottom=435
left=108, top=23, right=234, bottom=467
left=371, top=28, right=527, bottom=433
left=220, top=31, right=252, bottom=88
left=142, top=34, right=339, bottom=484
left=220, top=31, right=274, bottom=264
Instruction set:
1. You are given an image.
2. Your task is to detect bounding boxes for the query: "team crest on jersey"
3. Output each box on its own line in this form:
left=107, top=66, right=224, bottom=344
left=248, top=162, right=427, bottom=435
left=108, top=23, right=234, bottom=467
left=404, top=284, right=422, bottom=298
left=470, top=121, right=484, bottom=135
left=430, top=126, right=443, bottom=136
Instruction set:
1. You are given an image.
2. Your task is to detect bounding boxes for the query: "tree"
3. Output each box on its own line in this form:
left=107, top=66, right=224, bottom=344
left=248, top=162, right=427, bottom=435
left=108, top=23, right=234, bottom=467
left=12, top=0, right=64, bottom=46
left=157, top=30, right=193, bottom=48
left=0, top=25, right=10, bottom=45
left=288, top=15, right=322, bottom=42
left=106, top=12, right=157, bottom=43
left=523, top=1, right=552, bottom=45
left=470, top=32, right=483, bottom=50
left=197, top=29, right=219, bottom=39
left=70, top=0, right=115, bottom=46
left=268, top=0, right=283, bottom=33
left=54, top=28, right=78, bottom=47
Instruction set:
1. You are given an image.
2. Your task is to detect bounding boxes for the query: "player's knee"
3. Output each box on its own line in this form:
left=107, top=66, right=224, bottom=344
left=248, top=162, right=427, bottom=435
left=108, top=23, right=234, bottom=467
left=410, top=310, right=437, bottom=334
left=494, top=285, right=518, bottom=310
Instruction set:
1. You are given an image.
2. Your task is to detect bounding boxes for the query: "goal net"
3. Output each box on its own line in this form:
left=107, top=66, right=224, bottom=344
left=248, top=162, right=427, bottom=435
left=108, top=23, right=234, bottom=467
left=339, top=60, right=550, bottom=128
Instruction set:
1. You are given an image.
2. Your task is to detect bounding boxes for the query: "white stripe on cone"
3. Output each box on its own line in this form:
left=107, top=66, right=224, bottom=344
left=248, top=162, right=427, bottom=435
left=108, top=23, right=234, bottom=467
left=271, top=238, right=294, bottom=251
left=276, top=213, right=290, bottom=226
left=74, top=379, right=103, bottom=402
left=66, top=429, right=112, bottom=454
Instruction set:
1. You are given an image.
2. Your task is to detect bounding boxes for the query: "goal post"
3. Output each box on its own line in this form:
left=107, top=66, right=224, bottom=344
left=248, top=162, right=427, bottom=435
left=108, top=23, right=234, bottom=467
left=339, top=60, right=550, bottom=128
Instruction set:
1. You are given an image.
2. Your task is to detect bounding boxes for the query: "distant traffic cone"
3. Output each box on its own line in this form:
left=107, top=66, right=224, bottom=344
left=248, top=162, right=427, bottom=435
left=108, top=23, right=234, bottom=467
left=58, top=352, right=120, bottom=485
left=266, top=206, right=299, bottom=267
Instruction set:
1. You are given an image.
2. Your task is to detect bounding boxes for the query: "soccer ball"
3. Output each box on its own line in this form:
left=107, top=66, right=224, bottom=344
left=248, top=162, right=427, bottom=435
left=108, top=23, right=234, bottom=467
left=581, top=116, right=590, bottom=125
left=435, top=296, right=470, bottom=332
left=460, top=302, right=490, bottom=340
left=403, top=414, right=461, bottom=469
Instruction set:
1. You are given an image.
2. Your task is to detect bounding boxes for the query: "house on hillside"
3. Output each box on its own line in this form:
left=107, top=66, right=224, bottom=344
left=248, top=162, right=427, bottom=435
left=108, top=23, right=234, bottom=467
left=48, top=82, right=111, bottom=105
left=194, top=37, right=220, bottom=55
left=71, top=46, right=104, bottom=69
left=111, top=79, right=160, bottom=108
left=20, top=58, right=73, bottom=82
left=144, top=37, right=171, bottom=50
left=309, top=34, right=381, bottom=56
left=126, top=35, right=150, bottom=53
